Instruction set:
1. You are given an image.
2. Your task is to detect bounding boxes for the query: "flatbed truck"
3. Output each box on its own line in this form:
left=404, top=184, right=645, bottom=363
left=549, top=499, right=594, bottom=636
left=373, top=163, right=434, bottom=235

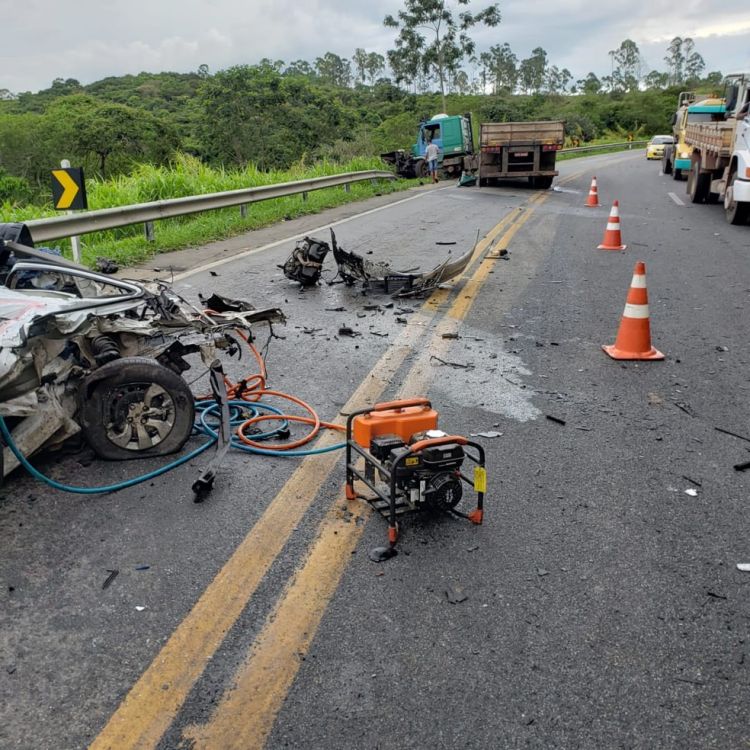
left=684, top=72, right=750, bottom=224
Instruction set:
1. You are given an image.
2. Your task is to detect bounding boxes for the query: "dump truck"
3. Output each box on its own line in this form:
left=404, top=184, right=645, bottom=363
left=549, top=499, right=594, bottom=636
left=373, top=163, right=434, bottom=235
left=684, top=72, right=750, bottom=224
left=380, top=113, right=474, bottom=179
left=464, top=120, right=565, bottom=188
left=663, top=93, right=726, bottom=180
left=382, top=115, right=564, bottom=188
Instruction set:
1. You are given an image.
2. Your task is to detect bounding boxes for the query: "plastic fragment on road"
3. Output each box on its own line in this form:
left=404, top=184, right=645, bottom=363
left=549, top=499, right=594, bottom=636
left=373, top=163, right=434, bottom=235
left=684, top=488, right=699, bottom=497
left=736, top=563, right=750, bottom=572
left=445, top=586, right=468, bottom=604
left=469, top=431, right=503, bottom=438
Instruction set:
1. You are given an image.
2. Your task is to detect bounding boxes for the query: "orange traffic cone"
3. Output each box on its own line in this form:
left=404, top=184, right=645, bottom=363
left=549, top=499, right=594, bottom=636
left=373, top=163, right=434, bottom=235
left=585, top=176, right=600, bottom=207
left=602, top=261, right=664, bottom=361
left=597, top=200, right=626, bottom=250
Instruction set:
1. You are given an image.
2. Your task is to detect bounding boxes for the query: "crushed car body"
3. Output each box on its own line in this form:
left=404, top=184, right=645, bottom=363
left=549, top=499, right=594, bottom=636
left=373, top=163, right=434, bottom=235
left=280, top=229, right=475, bottom=297
left=0, top=224, right=283, bottom=479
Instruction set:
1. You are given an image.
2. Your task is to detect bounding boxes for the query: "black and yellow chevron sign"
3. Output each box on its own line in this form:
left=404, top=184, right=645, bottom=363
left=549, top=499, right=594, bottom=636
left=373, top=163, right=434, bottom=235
left=51, top=167, right=87, bottom=210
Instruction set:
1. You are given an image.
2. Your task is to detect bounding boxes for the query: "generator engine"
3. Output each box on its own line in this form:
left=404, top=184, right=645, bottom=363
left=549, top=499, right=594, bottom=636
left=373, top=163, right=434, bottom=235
left=279, top=236, right=331, bottom=286
left=368, top=431, right=465, bottom=511
left=345, top=398, right=486, bottom=562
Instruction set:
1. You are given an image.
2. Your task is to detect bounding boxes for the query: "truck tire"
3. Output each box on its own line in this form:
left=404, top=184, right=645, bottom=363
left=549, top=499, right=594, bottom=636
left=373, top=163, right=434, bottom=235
left=673, top=168, right=682, bottom=181
left=725, top=171, right=750, bottom=225
left=533, top=175, right=554, bottom=189
left=688, top=159, right=710, bottom=204
left=415, top=159, right=428, bottom=179
left=80, top=357, right=195, bottom=460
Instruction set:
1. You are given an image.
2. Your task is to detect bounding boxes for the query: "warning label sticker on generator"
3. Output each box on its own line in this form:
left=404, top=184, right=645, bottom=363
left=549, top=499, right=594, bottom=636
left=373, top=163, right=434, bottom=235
left=474, top=466, right=487, bottom=493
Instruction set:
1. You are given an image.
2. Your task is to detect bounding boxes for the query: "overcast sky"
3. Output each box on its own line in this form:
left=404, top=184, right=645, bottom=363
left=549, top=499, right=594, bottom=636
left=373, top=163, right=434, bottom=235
left=1, top=0, right=749, bottom=93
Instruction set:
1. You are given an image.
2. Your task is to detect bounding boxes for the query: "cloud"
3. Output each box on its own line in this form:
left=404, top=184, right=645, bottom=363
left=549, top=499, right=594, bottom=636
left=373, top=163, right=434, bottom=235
left=0, top=0, right=748, bottom=93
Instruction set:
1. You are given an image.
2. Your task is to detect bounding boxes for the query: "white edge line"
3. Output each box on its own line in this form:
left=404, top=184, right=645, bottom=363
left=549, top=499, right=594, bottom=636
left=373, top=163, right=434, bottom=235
left=668, top=192, right=685, bottom=206
left=174, top=187, right=451, bottom=282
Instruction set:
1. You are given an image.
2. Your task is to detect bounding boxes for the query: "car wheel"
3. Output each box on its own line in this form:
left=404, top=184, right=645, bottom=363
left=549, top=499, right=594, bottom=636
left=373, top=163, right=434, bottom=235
left=80, top=357, right=195, bottom=460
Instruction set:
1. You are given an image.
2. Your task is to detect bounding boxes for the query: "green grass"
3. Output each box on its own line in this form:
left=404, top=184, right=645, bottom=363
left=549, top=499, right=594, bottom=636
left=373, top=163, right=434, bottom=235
left=0, top=154, right=410, bottom=267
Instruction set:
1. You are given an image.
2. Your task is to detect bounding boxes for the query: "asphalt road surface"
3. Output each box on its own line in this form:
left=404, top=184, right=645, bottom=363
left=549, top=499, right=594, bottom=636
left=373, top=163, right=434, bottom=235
left=2, top=151, right=750, bottom=750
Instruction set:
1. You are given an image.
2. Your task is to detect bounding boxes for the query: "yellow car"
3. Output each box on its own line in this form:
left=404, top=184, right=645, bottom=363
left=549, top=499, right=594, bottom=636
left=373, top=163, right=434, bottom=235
left=646, top=135, right=674, bottom=160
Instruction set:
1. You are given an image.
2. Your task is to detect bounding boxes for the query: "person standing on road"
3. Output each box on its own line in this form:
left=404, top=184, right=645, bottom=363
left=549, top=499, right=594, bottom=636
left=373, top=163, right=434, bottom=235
left=425, top=140, right=440, bottom=184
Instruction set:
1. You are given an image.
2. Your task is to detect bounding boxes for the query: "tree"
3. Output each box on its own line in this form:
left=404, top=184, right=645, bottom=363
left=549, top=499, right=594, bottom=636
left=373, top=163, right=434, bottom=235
left=71, top=102, right=177, bottom=177
left=576, top=72, right=602, bottom=95
left=387, top=37, right=424, bottom=93
left=609, top=39, right=643, bottom=91
left=683, top=39, right=705, bottom=82
left=644, top=70, right=669, bottom=89
left=314, top=53, right=352, bottom=88
left=518, top=47, right=547, bottom=94
left=384, top=0, right=501, bottom=112
left=365, top=53, right=386, bottom=85
left=285, top=60, right=315, bottom=78
left=450, top=69, right=471, bottom=94
left=545, top=66, right=572, bottom=94
left=353, top=48, right=369, bottom=85
left=484, top=43, right=517, bottom=93
left=665, top=37, right=685, bottom=85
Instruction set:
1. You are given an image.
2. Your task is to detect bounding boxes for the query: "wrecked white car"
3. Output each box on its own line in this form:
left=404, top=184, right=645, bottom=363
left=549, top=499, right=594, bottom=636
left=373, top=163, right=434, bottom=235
left=0, top=224, right=282, bottom=479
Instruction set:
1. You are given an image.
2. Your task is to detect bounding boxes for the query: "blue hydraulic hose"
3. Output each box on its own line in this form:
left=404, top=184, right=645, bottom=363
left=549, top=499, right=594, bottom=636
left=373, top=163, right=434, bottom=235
left=0, top=413, right=215, bottom=495
left=0, top=395, right=346, bottom=495
left=195, top=400, right=346, bottom=457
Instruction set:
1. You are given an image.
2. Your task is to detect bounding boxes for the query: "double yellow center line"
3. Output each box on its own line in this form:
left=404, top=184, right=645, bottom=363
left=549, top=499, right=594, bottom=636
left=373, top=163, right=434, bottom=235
left=91, top=190, right=547, bottom=750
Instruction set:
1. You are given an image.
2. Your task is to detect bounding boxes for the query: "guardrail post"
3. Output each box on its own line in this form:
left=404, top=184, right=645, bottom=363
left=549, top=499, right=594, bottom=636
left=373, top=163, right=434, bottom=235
left=144, top=221, right=155, bottom=242
left=344, top=183, right=351, bottom=193
left=302, top=192, right=308, bottom=202
left=240, top=204, right=248, bottom=218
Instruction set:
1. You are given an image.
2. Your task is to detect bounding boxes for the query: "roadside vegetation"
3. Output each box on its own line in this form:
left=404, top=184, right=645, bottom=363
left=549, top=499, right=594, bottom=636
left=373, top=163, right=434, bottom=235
left=4, top=156, right=408, bottom=267
left=0, top=19, right=721, bottom=266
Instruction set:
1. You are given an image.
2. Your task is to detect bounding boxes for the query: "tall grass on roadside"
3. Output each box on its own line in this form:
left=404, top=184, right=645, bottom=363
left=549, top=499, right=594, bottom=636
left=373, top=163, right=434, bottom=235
left=0, top=154, right=408, bottom=267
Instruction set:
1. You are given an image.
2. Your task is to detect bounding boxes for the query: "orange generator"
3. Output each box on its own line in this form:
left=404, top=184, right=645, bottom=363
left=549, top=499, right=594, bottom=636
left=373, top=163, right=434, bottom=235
left=345, top=398, right=486, bottom=561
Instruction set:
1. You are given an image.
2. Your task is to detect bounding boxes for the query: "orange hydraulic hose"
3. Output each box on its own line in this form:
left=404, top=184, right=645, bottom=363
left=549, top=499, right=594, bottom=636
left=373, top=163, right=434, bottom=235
left=200, top=318, right=344, bottom=454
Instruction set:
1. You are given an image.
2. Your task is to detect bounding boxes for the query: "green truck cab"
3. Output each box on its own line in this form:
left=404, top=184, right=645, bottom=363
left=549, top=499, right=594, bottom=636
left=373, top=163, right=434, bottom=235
left=663, top=93, right=726, bottom=180
left=381, top=113, right=474, bottom=178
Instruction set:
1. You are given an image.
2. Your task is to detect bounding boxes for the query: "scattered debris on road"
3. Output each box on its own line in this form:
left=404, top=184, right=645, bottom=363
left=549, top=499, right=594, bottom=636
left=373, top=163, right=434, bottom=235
left=430, top=355, right=474, bottom=370
left=545, top=415, right=566, bottom=426
left=445, top=586, right=468, bottom=604
left=715, top=426, right=750, bottom=443
left=102, top=570, right=119, bottom=590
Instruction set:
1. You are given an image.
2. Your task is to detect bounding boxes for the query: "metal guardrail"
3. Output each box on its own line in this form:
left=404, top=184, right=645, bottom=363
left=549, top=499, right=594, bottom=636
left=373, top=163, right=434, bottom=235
left=26, top=170, right=395, bottom=243
left=560, top=141, right=648, bottom=154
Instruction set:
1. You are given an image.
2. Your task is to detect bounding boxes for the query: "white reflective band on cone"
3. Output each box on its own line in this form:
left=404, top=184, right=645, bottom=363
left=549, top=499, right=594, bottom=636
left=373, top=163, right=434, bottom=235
left=623, top=303, right=649, bottom=319
left=630, top=275, right=646, bottom=288
left=606, top=222, right=620, bottom=230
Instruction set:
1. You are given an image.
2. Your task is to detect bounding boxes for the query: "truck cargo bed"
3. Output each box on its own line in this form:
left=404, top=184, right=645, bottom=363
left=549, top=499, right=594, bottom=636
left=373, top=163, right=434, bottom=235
left=480, top=120, right=565, bottom=148
left=685, top=122, right=735, bottom=157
